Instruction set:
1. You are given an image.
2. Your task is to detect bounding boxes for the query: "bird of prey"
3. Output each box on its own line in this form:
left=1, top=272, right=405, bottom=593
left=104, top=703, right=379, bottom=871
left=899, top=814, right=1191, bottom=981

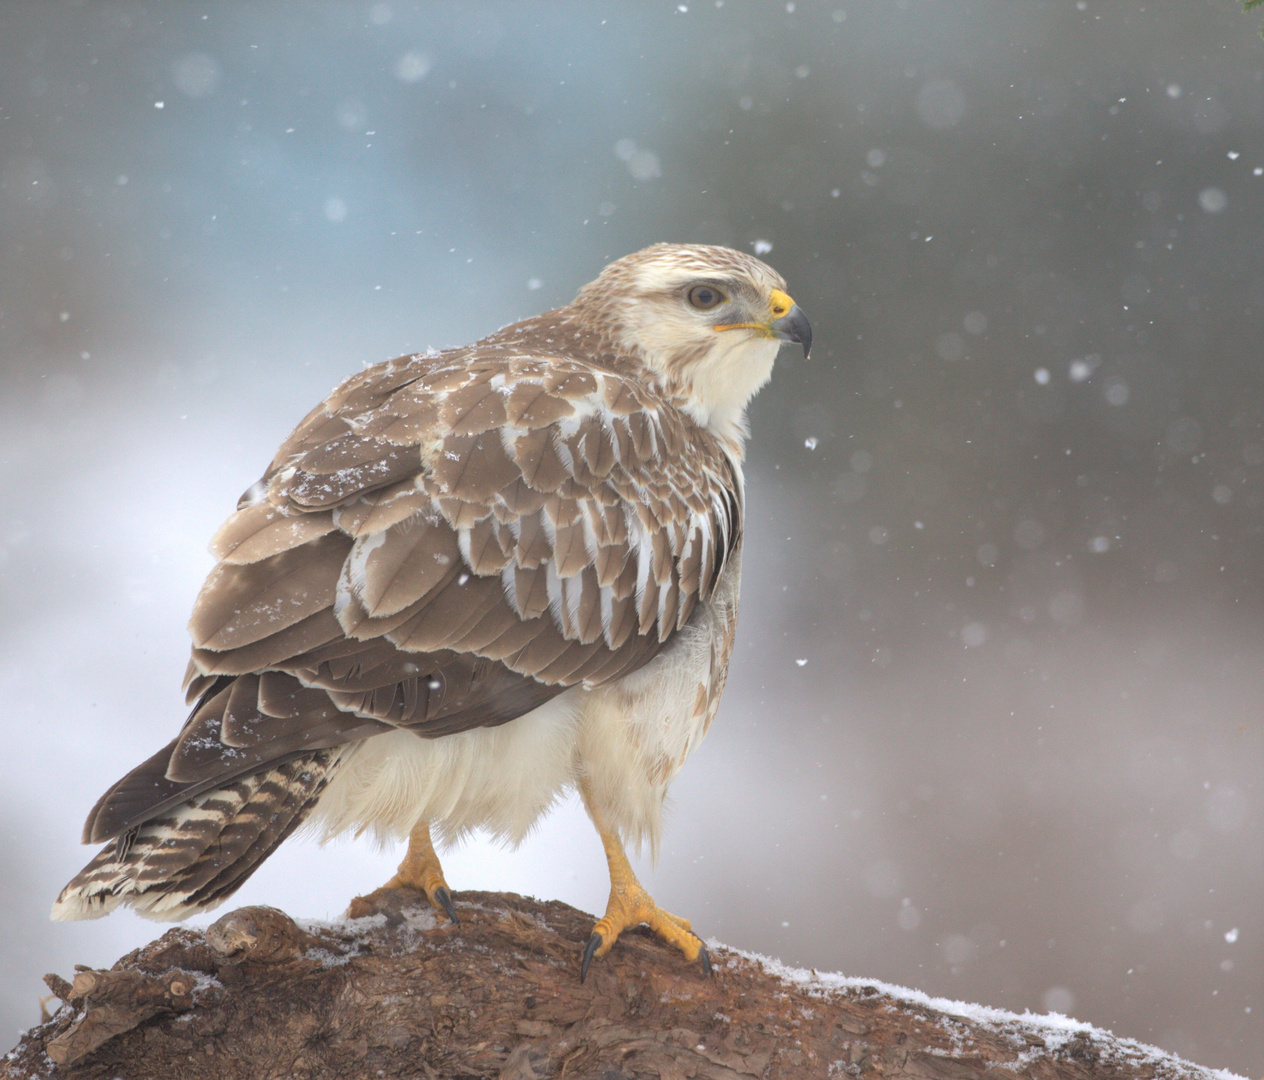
left=53, top=242, right=811, bottom=977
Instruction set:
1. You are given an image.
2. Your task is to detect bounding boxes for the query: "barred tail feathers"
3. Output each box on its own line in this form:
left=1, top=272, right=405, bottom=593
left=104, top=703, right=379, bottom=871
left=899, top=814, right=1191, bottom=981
left=51, top=750, right=343, bottom=922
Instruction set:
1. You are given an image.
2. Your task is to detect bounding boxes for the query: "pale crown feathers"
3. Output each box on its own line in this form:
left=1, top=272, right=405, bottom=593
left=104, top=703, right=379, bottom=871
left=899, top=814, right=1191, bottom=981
left=573, top=244, right=802, bottom=446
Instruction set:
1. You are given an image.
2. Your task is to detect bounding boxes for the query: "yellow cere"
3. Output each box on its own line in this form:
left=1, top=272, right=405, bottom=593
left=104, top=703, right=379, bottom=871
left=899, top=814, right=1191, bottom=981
left=714, top=288, right=797, bottom=335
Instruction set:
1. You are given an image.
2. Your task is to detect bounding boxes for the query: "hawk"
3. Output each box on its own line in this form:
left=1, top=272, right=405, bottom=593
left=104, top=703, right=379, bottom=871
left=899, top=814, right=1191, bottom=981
left=53, top=242, right=811, bottom=977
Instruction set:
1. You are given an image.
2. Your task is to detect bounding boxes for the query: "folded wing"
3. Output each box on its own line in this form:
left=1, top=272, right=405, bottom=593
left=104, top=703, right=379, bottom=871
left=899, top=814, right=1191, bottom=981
left=84, top=332, right=741, bottom=844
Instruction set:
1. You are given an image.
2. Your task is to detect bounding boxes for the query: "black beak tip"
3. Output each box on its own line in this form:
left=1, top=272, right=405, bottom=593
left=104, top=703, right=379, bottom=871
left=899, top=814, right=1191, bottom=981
left=772, top=304, right=812, bottom=360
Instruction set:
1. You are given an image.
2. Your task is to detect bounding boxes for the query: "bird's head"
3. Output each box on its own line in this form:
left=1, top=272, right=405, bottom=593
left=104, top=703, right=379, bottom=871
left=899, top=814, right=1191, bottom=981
left=572, top=243, right=811, bottom=442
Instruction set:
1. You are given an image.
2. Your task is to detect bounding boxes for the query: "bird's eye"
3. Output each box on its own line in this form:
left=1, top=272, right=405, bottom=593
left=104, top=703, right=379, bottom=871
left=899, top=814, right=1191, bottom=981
left=687, top=284, right=725, bottom=310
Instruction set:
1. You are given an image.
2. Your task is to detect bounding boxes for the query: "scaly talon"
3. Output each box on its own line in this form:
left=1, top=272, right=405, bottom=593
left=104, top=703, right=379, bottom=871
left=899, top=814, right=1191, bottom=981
left=432, top=884, right=460, bottom=926
left=347, top=820, right=459, bottom=924
left=578, top=779, right=710, bottom=979
left=580, top=933, right=602, bottom=982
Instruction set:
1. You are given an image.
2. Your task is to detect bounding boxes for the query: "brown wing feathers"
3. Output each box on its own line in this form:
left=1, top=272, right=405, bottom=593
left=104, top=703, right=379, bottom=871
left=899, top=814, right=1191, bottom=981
left=75, top=328, right=740, bottom=864
left=82, top=674, right=391, bottom=843
left=60, top=752, right=345, bottom=920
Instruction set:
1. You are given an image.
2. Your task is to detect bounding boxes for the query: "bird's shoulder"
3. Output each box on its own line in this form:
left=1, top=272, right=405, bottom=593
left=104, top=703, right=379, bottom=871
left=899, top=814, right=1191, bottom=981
left=253, top=309, right=739, bottom=522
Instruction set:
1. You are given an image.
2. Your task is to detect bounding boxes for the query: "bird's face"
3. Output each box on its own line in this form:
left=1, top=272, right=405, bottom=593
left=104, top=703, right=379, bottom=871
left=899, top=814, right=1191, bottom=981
left=578, top=243, right=812, bottom=440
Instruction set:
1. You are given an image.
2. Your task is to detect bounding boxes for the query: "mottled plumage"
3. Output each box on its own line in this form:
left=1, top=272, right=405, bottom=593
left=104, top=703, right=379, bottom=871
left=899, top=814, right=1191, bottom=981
left=53, top=243, right=809, bottom=952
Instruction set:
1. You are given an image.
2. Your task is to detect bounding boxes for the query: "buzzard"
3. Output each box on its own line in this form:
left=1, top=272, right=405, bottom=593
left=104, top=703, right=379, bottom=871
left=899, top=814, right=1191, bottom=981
left=53, top=243, right=811, bottom=977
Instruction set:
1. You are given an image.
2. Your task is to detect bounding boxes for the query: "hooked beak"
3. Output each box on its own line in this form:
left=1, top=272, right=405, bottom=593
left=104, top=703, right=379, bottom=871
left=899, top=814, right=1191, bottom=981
left=772, top=304, right=812, bottom=360
left=715, top=287, right=813, bottom=359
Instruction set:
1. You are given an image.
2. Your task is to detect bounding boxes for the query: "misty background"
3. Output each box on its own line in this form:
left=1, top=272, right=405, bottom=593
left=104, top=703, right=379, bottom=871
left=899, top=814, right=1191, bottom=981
left=1, top=1, right=1261, bottom=1072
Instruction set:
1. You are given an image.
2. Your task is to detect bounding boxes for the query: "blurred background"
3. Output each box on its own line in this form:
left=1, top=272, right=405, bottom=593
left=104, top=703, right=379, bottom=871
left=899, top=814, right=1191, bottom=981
left=1, top=0, right=1261, bottom=1072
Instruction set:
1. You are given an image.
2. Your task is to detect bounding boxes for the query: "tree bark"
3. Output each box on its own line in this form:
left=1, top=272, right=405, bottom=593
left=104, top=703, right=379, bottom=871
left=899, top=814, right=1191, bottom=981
left=4, top=890, right=1234, bottom=1080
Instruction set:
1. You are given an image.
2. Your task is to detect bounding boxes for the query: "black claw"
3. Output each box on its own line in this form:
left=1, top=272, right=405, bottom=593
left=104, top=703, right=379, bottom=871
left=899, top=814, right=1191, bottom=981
left=580, top=933, right=603, bottom=983
left=698, top=943, right=712, bottom=978
left=433, top=886, right=460, bottom=926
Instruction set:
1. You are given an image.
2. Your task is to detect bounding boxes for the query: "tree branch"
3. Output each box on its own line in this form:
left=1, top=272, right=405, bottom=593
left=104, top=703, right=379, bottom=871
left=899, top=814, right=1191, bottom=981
left=4, top=891, right=1240, bottom=1080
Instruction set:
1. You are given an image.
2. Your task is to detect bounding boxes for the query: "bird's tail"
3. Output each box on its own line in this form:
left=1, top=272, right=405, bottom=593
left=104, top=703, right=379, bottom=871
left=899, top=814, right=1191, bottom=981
left=51, top=750, right=344, bottom=922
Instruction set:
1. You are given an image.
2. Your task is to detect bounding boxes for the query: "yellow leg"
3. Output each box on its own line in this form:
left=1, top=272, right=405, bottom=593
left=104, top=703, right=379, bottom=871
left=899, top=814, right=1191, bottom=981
left=346, top=820, right=459, bottom=924
left=579, top=781, right=710, bottom=981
